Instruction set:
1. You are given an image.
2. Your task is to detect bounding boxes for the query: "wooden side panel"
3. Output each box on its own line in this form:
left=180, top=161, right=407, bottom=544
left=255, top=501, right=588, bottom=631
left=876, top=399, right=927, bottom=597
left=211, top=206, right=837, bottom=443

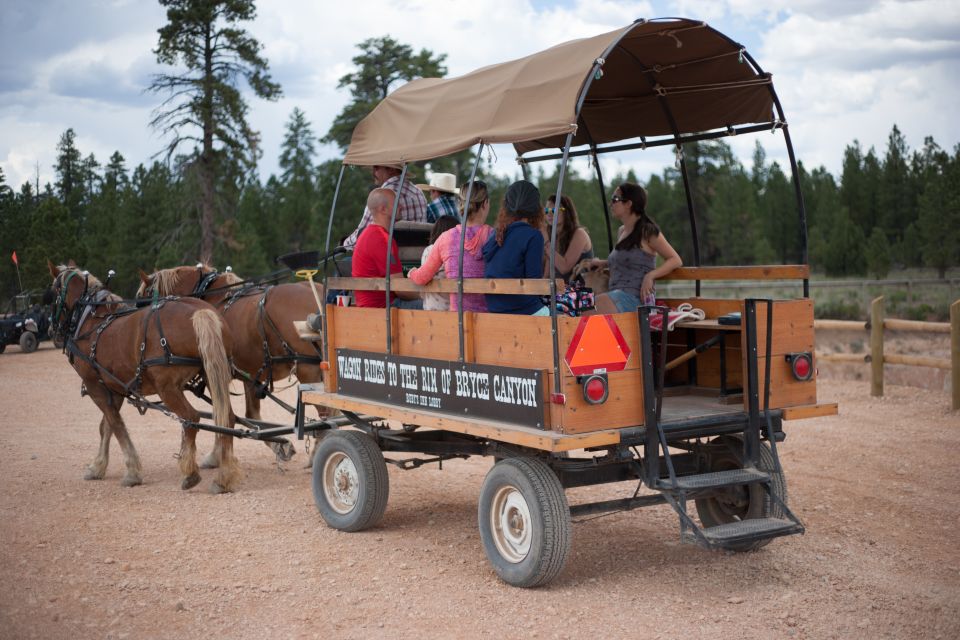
left=744, top=300, right=817, bottom=409
left=663, top=265, right=810, bottom=281
left=549, top=368, right=645, bottom=434
left=324, top=304, right=338, bottom=393
left=753, top=359, right=818, bottom=408
left=753, top=299, right=815, bottom=357
left=393, top=309, right=461, bottom=360
left=328, top=306, right=389, bottom=352
left=473, top=314, right=557, bottom=369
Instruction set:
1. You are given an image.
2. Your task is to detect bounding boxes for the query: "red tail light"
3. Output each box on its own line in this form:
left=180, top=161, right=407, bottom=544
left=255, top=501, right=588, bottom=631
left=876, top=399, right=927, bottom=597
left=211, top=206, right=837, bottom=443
left=785, top=353, right=813, bottom=381
left=578, top=373, right=609, bottom=405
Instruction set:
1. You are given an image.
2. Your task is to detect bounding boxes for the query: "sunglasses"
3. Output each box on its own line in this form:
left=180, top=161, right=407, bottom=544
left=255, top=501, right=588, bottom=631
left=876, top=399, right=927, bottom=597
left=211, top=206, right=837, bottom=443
left=610, top=195, right=625, bottom=203
left=544, top=206, right=566, bottom=214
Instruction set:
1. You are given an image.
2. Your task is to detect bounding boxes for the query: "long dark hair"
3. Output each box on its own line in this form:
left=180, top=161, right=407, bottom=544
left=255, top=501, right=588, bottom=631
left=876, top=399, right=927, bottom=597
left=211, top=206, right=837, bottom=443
left=614, top=182, right=660, bottom=251
left=494, top=202, right=545, bottom=246
left=547, top=194, right=582, bottom=254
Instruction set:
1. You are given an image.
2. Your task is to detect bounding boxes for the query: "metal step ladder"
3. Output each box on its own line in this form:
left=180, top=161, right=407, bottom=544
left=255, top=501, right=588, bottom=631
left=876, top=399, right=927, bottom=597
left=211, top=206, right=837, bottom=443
left=638, top=300, right=805, bottom=550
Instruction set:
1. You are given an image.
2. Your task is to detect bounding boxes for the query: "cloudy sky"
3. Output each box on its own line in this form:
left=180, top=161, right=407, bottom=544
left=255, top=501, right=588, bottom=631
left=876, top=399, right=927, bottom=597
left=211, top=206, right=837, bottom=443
left=1, top=0, right=958, bottom=191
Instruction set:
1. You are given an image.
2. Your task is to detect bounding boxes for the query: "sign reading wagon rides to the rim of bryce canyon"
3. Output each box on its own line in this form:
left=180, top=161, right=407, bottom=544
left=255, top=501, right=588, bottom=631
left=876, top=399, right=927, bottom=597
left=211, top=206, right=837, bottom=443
left=335, top=349, right=546, bottom=429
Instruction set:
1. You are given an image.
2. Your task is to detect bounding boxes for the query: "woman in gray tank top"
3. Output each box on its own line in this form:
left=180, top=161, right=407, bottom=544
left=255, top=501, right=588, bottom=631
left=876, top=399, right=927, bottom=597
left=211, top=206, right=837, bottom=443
left=587, top=182, right=682, bottom=314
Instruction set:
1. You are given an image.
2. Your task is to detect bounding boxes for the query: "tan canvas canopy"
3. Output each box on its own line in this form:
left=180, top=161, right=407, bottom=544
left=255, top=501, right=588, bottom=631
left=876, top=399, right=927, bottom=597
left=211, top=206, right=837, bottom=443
left=344, top=18, right=775, bottom=166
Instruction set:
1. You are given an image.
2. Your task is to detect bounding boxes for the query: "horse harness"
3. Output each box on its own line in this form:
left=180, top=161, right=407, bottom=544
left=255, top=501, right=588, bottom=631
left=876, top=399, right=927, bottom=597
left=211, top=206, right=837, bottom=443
left=217, top=282, right=324, bottom=398
left=55, top=273, right=204, bottom=411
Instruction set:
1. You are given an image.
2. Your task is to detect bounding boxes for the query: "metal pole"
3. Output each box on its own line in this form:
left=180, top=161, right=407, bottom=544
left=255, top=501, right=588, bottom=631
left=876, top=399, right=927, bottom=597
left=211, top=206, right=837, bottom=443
left=549, top=133, right=576, bottom=395
left=385, top=165, right=408, bottom=354
left=590, top=148, right=614, bottom=253
left=321, top=163, right=346, bottom=361
left=457, top=143, right=485, bottom=362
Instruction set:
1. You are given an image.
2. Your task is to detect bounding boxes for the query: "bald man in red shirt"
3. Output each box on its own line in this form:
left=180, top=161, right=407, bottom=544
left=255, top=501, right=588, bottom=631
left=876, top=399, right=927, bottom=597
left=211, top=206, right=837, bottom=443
left=351, top=188, right=422, bottom=309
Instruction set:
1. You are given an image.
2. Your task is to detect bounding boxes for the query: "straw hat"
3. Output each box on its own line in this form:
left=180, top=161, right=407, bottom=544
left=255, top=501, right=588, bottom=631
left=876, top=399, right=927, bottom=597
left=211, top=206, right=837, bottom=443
left=416, top=173, right=459, bottom=195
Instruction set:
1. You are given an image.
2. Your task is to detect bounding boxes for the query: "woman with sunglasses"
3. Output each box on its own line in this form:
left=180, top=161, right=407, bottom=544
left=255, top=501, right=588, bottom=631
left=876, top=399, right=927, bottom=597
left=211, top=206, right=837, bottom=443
left=545, top=194, right=594, bottom=282
left=590, top=182, right=682, bottom=314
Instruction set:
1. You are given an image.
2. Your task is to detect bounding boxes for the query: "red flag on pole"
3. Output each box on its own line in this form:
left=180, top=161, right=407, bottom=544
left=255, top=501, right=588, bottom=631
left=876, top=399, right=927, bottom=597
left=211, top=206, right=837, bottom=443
left=11, top=251, right=17, bottom=266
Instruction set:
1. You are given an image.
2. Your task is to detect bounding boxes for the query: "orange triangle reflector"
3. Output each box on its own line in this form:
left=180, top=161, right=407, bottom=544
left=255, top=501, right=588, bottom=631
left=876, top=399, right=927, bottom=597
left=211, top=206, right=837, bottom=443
left=564, top=316, right=631, bottom=375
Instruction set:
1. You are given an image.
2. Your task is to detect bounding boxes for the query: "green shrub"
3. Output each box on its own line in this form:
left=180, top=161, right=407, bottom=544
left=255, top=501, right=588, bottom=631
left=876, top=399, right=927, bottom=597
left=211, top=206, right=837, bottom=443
left=815, top=299, right=863, bottom=320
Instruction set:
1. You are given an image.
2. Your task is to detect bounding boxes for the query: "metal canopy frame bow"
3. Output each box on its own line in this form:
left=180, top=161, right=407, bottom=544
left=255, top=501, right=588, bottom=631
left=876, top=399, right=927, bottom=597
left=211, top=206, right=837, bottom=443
left=324, top=16, right=809, bottom=395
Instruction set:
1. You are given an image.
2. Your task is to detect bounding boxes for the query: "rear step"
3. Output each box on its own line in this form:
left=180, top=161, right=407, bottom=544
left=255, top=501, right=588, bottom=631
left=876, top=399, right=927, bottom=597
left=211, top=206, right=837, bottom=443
left=684, top=517, right=803, bottom=546
left=658, top=468, right=769, bottom=491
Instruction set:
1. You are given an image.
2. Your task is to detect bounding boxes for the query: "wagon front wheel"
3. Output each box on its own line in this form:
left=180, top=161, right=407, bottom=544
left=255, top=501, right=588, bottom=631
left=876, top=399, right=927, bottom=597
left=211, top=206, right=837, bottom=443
left=478, top=457, right=571, bottom=588
left=311, top=430, right=388, bottom=532
left=19, top=331, right=38, bottom=353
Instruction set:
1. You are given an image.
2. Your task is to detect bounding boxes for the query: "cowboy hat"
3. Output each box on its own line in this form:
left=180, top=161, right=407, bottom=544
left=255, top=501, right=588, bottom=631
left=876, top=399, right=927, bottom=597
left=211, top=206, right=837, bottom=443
left=416, top=173, right=459, bottom=195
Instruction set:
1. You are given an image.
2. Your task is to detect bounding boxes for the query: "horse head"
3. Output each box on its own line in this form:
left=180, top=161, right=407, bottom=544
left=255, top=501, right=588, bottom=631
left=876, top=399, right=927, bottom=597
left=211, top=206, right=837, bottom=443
left=139, top=264, right=241, bottom=302
left=47, top=261, right=99, bottom=339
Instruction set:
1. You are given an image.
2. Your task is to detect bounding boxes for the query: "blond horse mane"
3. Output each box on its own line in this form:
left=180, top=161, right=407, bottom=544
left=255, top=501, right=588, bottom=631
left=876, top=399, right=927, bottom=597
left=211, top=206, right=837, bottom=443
left=138, top=264, right=241, bottom=298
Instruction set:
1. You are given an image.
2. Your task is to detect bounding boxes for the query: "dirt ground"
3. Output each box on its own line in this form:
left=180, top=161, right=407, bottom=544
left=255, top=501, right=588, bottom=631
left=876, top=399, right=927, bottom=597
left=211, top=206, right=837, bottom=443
left=1, top=339, right=958, bottom=640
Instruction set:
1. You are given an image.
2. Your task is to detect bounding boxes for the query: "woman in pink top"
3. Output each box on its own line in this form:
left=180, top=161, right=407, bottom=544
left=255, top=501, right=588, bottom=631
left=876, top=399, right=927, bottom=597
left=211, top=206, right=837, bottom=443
left=408, top=180, right=493, bottom=312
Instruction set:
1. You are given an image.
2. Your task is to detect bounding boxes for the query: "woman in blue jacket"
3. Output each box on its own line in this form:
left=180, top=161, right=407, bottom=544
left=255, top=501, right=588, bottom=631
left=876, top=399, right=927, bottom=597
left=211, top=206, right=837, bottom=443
left=482, top=180, right=549, bottom=315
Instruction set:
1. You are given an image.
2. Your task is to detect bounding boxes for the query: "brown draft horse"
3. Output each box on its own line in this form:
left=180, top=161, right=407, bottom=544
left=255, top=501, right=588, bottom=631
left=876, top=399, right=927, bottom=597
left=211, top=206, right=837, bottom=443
left=137, top=265, right=329, bottom=466
left=48, top=262, right=241, bottom=493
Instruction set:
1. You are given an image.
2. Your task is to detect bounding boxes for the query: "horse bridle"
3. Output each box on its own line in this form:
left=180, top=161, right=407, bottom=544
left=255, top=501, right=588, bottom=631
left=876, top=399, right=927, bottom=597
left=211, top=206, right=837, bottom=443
left=51, top=269, right=89, bottom=343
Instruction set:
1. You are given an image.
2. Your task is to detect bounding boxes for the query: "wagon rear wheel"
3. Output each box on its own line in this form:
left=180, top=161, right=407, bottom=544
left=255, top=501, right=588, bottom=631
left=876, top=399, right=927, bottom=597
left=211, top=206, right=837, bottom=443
left=478, top=457, right=571, bottom=588
left=19, top=331, right=38, bottom=353
left=311, top=430, right=388, bottom=532
left=694, top=435, right=786, bottom=551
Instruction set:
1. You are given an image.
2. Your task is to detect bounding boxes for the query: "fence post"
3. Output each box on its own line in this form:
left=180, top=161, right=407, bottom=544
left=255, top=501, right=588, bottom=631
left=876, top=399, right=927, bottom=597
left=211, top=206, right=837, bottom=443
left=871, top=296, right=884, bottom=397
left=952, top=299, right=959, bottom=411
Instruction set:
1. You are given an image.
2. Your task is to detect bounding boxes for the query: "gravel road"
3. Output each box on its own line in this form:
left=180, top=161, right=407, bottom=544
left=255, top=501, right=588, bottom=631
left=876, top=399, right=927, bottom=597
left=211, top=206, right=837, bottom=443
left=1, top=342, right=958, bottom=639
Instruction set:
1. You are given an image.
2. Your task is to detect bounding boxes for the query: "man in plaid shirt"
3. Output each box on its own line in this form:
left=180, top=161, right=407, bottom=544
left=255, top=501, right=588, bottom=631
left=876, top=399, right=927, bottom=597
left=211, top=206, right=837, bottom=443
left=343, top=165, right=428, bottom=249
left=418, top=172, right=461, bottom=223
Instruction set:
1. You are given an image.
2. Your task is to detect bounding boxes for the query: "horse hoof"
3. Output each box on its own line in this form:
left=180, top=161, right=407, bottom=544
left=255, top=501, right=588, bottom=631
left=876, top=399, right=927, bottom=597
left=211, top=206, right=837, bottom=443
left=121, top=474, right=142, bottom=487
left=199, top=453, right=219, bottom=469
left=181, top=472, right=202, bottom=490
left=209, top=482, right=231, bottom=495
left=274, top=440, right=296, bottom=463
left=83, top=468, right=104, bottom=481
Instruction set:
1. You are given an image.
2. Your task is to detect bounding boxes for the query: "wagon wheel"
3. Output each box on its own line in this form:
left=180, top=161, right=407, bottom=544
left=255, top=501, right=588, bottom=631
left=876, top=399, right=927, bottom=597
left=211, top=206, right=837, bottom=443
left=311, top=430, right=389, bottom=532
left=19, top=331, right=38, bottom=353
left=694, top=435, right=787, bottom=552
left=478, top=457, right=571, bottom=588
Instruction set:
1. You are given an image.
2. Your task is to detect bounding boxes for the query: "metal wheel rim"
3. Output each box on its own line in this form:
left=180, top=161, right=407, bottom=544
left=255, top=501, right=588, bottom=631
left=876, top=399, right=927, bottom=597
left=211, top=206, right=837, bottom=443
left=323, top=451, right=359, bottom=515
left=712, top=484, right=750, bottom=520
left=490, top=485, right=532, bottom=563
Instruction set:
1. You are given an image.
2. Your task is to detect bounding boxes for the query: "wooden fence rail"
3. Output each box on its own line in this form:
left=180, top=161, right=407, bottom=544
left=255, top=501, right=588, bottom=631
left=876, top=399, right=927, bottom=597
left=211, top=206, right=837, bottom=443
left=814, top=297, right=959, bottom=410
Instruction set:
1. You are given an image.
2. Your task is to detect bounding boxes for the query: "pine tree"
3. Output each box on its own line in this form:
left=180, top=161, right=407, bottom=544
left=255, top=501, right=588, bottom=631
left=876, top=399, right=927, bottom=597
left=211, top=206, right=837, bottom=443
left=324, top=36, right=447, bottom=151
left=879, top=125, right=914, bottom=260
left=150, top=0, right=281, bottom=263
left=54, top=128, right=85, bottom=217
left=916, top=144, right=960, bottom=278
left=278, top=107, right=318, bottom=251
left=865, top=227, right=891, bottom=279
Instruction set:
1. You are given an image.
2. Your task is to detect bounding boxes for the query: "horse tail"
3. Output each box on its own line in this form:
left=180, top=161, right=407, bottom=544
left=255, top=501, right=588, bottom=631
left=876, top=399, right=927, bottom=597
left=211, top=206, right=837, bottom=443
left=191, top=309, right=234, bottom=430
